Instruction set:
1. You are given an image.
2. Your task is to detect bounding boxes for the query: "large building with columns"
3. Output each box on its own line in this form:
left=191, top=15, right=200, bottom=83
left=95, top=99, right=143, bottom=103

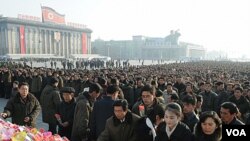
left=0, top=16, right=92, bottom=58
left=92, top=33, right=206, bottom=60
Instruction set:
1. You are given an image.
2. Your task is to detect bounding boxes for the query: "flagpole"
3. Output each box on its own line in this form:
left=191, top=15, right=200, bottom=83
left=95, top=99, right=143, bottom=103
left=40, top=4, right=44, bottom=23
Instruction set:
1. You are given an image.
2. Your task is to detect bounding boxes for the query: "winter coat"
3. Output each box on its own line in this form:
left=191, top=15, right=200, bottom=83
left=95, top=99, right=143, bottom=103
left=71, top=92, right=94, bottom=141
left=132, top=98, right=165, bottom=124
left=97, top=111, right=140, bottom=141
left=155, top=122, right=194, bottom=141
left=57, top=98, right=76, bottom=139
left=40, top=85, right=61, bottom=124
left=90, top=96, right=115, bottom=140
left=31, top=75, right=42, bottom=93
left=4, top=93, right=41, bottom=127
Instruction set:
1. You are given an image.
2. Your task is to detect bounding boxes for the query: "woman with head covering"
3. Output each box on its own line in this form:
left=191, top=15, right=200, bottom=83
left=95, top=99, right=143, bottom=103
left=155, top=102, right=194, bottom=141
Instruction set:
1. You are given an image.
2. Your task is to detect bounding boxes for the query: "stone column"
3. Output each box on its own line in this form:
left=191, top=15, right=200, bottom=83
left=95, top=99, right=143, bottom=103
left=49, top=30, right=53, bottom=54
left=61, top=32, right=65, bottom=56
left=34, top=30, right=37, bottom=54
left=0, top=28, right=2, bottom=55
left=7, top=28, right=12, bottom=54
left=76, top=33, right=79, bottom=54
left=67, top=33, right=70, bottom=58
left=42, top=30, right=46, bottom=54
left=72, top=33, right=74, bottom=56
left=29, top=28, right=33, bottom=54
left=11, top=27, right=16, bottom=54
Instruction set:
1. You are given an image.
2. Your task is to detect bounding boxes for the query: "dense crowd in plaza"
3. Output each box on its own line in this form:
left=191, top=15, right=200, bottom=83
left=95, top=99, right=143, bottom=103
left=1, top=60, right=250, bottom=141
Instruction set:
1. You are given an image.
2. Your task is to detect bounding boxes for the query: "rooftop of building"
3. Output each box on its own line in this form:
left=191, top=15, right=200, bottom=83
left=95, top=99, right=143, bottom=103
left=0, top=16, right=92, bottom=33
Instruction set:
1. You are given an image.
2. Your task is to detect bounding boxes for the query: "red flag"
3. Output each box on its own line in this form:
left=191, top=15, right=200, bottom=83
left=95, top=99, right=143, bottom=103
left=19, top=26, right=26, bottom=54
left=41, top=6, right=65, bottom=24
left=82, top=33, right=87, bottom=54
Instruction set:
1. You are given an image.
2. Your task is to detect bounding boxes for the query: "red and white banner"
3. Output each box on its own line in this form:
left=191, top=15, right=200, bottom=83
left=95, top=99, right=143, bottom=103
left=19, top=26, right=26, bottom=54
left=18, top=14, right=41, bottom=22
left=82, top=33, right=87, bottom=54
left=41, top=6, right=65, bottom=24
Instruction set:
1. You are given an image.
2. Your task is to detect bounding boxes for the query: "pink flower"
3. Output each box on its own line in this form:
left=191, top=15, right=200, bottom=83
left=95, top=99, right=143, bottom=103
left=139, top=105, right=145, bottom=111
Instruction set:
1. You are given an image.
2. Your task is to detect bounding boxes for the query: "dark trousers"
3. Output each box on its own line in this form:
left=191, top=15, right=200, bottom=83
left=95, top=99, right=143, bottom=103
left=4, top=83, right=11, bottom=99
left=48, top=123, right=57, bottom=134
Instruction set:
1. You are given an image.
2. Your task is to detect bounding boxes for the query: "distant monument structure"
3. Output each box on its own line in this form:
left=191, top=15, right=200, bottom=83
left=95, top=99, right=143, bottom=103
left=92, top=29, right=205, bottom=60
left=165, top=29, right=181, bottom=45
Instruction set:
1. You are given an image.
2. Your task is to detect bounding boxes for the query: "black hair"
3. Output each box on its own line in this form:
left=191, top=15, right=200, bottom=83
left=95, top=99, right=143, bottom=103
left=234, top=87, right=243, bottom=93
left=110, top=78, right=118, bottom=85
left=107, top=85, right=120, bottom=95
left=216, top=81, right=224, bottom=86
left=18, top=82, right=29, bottom=88
left=141, top=84, right=155, bottom=96
left=89, top=83, right=102, bottom=93
left=198, top=81, right=205, bottom=87
left=182, top=95, right=197, bottom=105
left=13, top=81, right=19, bottom=85
left=220, top=102, right=238, bottom=114
left=156, top=89, right=163, bottom=97
left=196, top=95, right=203, bottom=102
left=169, top=93, right=179, bottom=101
left=195, top=111, right=222, bottom=140
left=113, top=99, right=129, bottom=111
left=165, top=102, right=182, bottom=117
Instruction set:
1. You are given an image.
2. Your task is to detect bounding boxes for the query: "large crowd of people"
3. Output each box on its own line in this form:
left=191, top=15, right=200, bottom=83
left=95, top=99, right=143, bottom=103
left=1, top=60, right=250, bottom=141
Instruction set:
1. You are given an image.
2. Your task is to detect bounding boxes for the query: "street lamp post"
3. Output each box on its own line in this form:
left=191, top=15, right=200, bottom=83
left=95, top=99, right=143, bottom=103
left=119, top=46, right=122, bottom=59
left=108, top=45, right=110, bottom=57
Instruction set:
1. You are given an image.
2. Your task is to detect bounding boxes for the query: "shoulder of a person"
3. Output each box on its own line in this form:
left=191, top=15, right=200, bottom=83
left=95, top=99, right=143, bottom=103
left=178, top=122, right=192, bottom=132
left=155, top=100, right=165, bottom=108
left=28, top=93, right=37, bottom=99
left=156, top=122, right=166, bottom=133
left=107, top=116, right=114, bottom=123
left=131, top=112, right=140, bottom=119
left=8, top=96, right=17, bottom=103
left=76, top=98, right=89, bottom=107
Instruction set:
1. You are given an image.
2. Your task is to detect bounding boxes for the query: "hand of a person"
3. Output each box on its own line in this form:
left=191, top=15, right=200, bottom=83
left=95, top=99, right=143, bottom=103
left=24, top=116, right=30, bottom=122
left=61, top=121, right=69, bottom=127
left=0, top=113, right=7, bottom=118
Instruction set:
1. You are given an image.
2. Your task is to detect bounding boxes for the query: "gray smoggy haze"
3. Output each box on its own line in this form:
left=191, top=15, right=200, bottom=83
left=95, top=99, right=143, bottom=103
left=0, top=0, right=250, bottom=58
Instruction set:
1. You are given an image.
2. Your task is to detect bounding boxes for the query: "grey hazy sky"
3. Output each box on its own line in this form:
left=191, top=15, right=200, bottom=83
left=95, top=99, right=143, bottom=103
left=0, top=0, right=250, bottom=58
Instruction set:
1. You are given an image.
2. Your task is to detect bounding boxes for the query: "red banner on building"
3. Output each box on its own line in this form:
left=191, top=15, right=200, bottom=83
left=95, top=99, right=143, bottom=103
left=82, top=33, right=87, bottom=54
left=19, top=26, right=26, bottom=54
left=41, top=6, right=65, bottom=24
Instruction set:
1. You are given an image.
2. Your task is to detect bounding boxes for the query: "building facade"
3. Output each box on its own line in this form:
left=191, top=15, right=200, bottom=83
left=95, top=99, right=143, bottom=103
left=92, top=34, right=206, bottom=60
left=0, top=17, right=92, bottom=58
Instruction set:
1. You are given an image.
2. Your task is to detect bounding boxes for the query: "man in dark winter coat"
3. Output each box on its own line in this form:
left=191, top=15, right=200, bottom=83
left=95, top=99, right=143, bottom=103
left=71, top=83, right=102, bottom=141
left=182, top=95, right=199, bottom=132
left=228, top=87, right=250, bottom=121
left=220, top=102, right=245, bottom=125
left=89, top=85, right=119, bottom=140
left=97, top=99, right=140, bottom=141
left=132, top=85, right=165, bottom=126
left=30, top=71, right=42, bottom=100
left=0, top=82, right=41, bottom=127
left=132, top=85, right=165, bottom=141
left=56, top=87, right=76, bottom=139
left=199, top=82, right=218, bottom=112
left=40, top=77, right=61, bottom=134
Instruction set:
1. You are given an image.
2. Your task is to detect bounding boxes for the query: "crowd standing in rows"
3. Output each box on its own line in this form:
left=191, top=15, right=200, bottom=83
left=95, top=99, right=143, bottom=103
left=1, top=60, right=250, bottom=141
